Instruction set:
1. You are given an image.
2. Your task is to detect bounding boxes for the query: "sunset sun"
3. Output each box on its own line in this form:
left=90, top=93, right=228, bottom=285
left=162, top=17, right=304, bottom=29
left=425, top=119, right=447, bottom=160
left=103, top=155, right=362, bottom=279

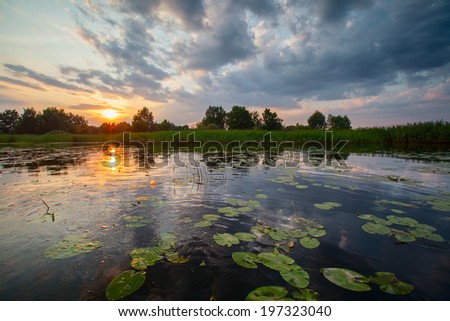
left=102, top=109, right=118, bottom=120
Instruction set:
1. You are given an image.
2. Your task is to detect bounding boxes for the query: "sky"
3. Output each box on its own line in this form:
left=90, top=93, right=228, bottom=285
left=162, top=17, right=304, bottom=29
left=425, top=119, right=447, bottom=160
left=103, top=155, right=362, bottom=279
left=0, top=0, right=449, bottom=127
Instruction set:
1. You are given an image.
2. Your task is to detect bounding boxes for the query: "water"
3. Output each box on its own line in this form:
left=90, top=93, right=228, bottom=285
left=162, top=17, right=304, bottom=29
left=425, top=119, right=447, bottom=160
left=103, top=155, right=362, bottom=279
left=0, top=144, right=449, bottom=300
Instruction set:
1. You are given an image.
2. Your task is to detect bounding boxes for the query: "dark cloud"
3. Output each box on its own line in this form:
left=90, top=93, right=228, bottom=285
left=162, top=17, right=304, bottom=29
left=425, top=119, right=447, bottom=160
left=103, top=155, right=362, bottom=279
left=165, top=0, right=206, bottom=30
left=0, top=76, right=45, bottom=91
left=4, top=64, right=93, bottom=93
left=314, top=0, right=374, bottom=23
left=238, top=0, right=281, bottom=17
left=111, top=0, right=161, bottom=15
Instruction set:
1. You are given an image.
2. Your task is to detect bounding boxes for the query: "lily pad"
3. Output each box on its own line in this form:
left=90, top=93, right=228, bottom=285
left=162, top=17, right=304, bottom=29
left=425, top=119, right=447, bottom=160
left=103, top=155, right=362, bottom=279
left=194, top=220, right=213, bottom=228
left=130, top=247, right=164, bottom=267
left=288, top=229, right=308, bottom=238
left=232, top=252, right=259, bottom=269
left=307, top=228, right=326, bottom=238
left=415, top=223, right=436, bottom=232
left=386, top=215, right=418, bottom=227
left=391, top=209, right=406, bottom=215
left=258, top=251, right=295, bottom=271
left=269, top=229, right=289, bottom=241
left=124, top=215, right=153, bottom=228
left=255, top=193, right=268, bottom=199
left=218, top=207, right=240, bottom=217
left=361, top=222, right=390, bottom=235
left=280, top=264, right=310, bottom=289
left=234, top=232, right=256, bottom=242
left=43, top=235, right=103, bottom=259
left=237, top=206, right=252, bottom=213
left=392, top=230, right=416, bottom=243
left=106, top=270, right=146, bottom=301
left=291, top=288, right=319, bottom=301
left=369, top=272, right=414, bottom=295
left=165, top=252, right=189, bottom=264
left=295, top=185, right=308, bottom=189
left=159, top=232, right=177, bottom=250
left=247, top=200, right=261, bottom=209
left=225, top=198, right=248, bottom=206
left=321, top=268, right=371, bottom=292
left=130, top=257, right=149, bottom=271
left=300, top=236, right=320, bottom=249
left=213, top=233, right=240, bottom=247
left=379, top=200, right=416, bottom=208
left=314, top=202, right=342, bottom=210
left=422, top=233, right=444, bottom=242
left=246, top=286, right=291, bottom=301
left=203, top=214, right=221, bottom=221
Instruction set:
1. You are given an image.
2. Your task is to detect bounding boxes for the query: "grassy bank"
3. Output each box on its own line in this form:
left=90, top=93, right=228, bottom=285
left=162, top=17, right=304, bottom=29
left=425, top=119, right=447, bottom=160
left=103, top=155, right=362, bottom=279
left=0, top=122, right=449, bottom=150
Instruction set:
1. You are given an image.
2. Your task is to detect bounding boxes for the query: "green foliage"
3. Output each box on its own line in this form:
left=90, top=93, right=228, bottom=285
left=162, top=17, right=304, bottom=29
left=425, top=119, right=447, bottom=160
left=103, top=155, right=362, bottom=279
left=106, top=270, right=146, bottom=301
left=43, top=234, right=103, bottom=259
left=232, top=252, right=260, bottom=269
left=200, top=106, right=227, bottom=129
left=213, top=233, right=240, bottom=247
left=132, top=107, right=154, bottom=132
left=261, top=108, right=283, bottom=130
left=246, top=286, right=291, bottom=301
left=307, top=110, right=326, bottom=129
left=321, top=268, right=371, bottom=292
left=327, top=114, right=352, bottom=129
left=226, top=106, right=255, bottom=130
left=369, top=272, right=414, bottom=295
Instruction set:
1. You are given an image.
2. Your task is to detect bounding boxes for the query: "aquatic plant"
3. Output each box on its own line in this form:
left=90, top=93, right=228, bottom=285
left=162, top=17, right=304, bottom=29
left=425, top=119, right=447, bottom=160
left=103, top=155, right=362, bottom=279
left=43, top=234, right=103, bottom=260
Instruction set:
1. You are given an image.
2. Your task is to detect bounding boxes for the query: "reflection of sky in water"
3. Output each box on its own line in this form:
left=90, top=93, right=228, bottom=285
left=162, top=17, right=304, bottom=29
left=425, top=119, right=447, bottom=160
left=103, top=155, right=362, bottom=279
left=0, top=146, right=449, bottom=300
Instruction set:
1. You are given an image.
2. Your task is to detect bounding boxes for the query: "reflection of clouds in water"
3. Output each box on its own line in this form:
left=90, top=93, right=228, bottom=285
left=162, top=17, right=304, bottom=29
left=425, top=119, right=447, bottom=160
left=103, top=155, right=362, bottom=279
left=339, top=232, right=349, bottom=249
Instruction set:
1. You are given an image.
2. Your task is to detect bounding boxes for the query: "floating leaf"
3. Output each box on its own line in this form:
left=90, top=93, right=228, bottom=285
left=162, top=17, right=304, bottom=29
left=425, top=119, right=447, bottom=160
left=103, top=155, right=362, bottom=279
left=280, top=264, right=310, bottom=289
left=246, top=286, right=291, bottom=301
left=203, top=214, right=221, bottom=221
left=213, top=233, right=240, bottom=247
left=247, top=200, right=261, bottom=209
left=268, top=229, right=289, bottom=241
left=43, top=235, right=103, bottom=259
left=106, top=270, right=146, bottom=301
left=369, top=272, right=414, bottom=295
left=225, top=198, right=248, bottom=206
left=159, top=232, right=177, bottom=250
left=300, top=237, right=320, bottom=249
left=235, top=232, right=256, bottom=242
left=391, top=209, right=406, bottom=215
left=321, top=268, right=371, bottom=292
left=392, top=230, right=416, bottom=243
left=361, top=222, right=390, bottom=235
left=386, top=215, right=418, bottom=227
left=378, top=200, right=416, bottom=208
left=314, top=202, right=342, bottom=210
left=288, top=229, right=308, bottom=238
left=415, top=223, right=436, bottom=232
left=291, top=288, right=319, bottom=301
left=131, top=257, right=149, bottom=271
left=255, top=193, right=268, bottom=199
left=124, top=215, right=153, bottom=228
left=427, top=198, right=450, bottom=212
left=295, top=185, right=308, bottom=189
left=232, top=252, right=259, bottom=269
left=218, top=207, right=240, bottom=217
left=165, top=252, right=189, bottom=264
left=307, top=228, right=326, bottom=238
left=237, top=206, right=252, bottom=213
left=251, top=225, right=270, bottom=238
left=258, top=251, right=294, bottom=271
left=130, top=247, right=164, bottom=266
left=194, top=220, right=213, bottom=228
left=422, top=233, right=444, bottom=242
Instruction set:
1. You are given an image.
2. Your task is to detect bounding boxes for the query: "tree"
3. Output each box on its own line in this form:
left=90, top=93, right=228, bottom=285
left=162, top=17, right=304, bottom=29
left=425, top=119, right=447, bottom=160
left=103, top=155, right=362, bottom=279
left=113, top=121, right=132, bottom=133
left=67, top=112, right=89, bottom=133
left=0, top=109, right=19, bottom=134
left=226, top=106, right=254, bottom=130
left=251, top=111, right=262, bottom=129
left=156, top=119, right=176, bottom=131
left=262, top=108, right=283, bottom=130
left=132, top=107, right=154, bottom=132
left=201, top=106, right=227, bottom=129
left=38, top=107, right=71, bottom=133
left=99, top=122, right=114, bottom=134
left=327, top=114, right=352, bottom=129
left=15, top=108, right=39, bottom=134
left=307, top=111, right=326, bottom=129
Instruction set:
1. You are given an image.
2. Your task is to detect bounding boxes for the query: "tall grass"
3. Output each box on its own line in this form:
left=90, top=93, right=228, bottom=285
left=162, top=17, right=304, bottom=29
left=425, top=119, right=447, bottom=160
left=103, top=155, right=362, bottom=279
left=0, top=121, right=448, bottom=149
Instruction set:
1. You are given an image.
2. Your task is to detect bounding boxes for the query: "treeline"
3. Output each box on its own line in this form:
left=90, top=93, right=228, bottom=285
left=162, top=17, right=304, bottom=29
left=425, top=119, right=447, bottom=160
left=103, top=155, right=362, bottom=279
left=0, top=107, right=188, bottom=134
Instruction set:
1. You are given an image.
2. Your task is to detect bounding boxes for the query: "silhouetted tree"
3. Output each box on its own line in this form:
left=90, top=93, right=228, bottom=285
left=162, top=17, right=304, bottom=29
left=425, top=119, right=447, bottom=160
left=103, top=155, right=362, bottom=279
left=327, top=114, right=352, bottom=129
left=132, top=107, right=154, bottom=132
left=226, top=106, right=254, bottom=130
left=262, top=108, right=283, bottom=130
left=251, top=111, right=262, bottom=129
left=0, top=109, right=19, bottom=134
left=157, top=119, right=176, bottom=131
left=307, top=111, right=326, bottom=129
left=201, top=106, right=227, bottom=129
left=112, top=121, right=132, bottom=133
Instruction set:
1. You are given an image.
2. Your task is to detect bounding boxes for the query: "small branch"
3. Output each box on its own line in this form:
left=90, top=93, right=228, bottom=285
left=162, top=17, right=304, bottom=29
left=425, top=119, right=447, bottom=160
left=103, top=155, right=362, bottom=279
left=42, top=200, right=50, bottom=214
left=42, top=199, right=55, bottom=222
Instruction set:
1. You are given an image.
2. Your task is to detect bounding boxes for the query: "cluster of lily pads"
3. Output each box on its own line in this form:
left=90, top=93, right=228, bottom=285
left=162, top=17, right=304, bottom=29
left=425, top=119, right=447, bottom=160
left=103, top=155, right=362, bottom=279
left=249, top=217, right=327, bottom=250
left=124, top=215, right=154, bottom=228
left=313, top=201, right=342, bottom=211
left=106, top=232, right=189, bottom=301
left=43, top=234, right=103, bottom=260
left=134, top=195, right=167, bottom=207
left=213, top=232, right=256, bottom=247
left=357, top=213, right=444, bottom=243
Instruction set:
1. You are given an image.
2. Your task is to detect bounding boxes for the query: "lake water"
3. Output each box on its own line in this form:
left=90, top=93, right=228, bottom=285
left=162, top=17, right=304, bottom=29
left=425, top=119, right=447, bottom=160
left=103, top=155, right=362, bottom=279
left=0, top=144, right=449, bottom=300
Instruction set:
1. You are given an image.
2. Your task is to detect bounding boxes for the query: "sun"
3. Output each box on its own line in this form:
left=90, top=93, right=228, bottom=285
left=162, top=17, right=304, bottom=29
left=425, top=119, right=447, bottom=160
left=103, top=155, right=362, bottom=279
left=102, top=109, right=119, bottom=120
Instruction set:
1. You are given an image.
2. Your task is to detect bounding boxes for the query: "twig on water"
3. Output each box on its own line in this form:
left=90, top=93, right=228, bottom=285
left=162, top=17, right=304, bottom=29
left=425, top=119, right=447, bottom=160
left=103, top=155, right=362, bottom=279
left=42, top=199, right=55, bottom=222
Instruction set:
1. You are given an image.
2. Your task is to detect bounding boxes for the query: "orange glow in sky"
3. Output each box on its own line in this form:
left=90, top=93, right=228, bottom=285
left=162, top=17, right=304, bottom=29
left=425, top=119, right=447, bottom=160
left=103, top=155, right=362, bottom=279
left=102, top=109, right=119, bottom=120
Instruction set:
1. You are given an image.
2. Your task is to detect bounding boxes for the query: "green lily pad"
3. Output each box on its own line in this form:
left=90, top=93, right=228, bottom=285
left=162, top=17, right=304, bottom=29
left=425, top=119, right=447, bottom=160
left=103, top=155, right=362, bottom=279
left=124, top=215, right=153, bottom=228
left=321, top=268, right=371, bottom=292
left=159, top=232, right=177, bottom=250
left=130, top=247, right=164, bottom=266
left=194, top=220, right=213, bottom=228
left=386, top=215, right=418, bottom=227
left=131, top=257, right=149, bottom=271
left=165, top=252, right=189, bottom=264
left=255, top=193, right=268, bottom=199
left=415, top=223, right=436, bottom=232
left=379, top=200, right=416, bottom=208
left=232, top=252, right=259, bottom=269
left=269, top=229, right=289, bottom=241
left=246, top=286, right=291, bottom=301
left=237, top=206, right=252, bottom=213
left=106, top=270, right=146, bottom=301
left=392, top=230, right=416, bottom=243
left=300, top=237, right=320, bottom=249
left=280, top=264, right=310, bottom=289
left=288, top=229, right=308, bottom=238
left=427, top=198, right=450, bottom=212
left=213, top=233, right=240, bottom=247
left=225, top=198, right=248, bottom=206
left=295, top=185, right=308, bottom=189
left=314, top=202, right=342, bottom=210
left=307, top=228, right=326, bottom=238
left=247, top=200, right=261, bottom=209
left=390, top=209, right=406, bottom=215
left=258, top=251, right=295, bottom=271
left=291, top=288, right=319, bottom=301
left=203, top=214, right=221, bottom=221
left=234, top=232, right=256, bottom=242
left=361, top=222, right=391, bottom=235
left=369, top=272, right=414, bottom=295
left=218, top=207, right=240, bottom=217
left=43, top=235, right=103, bottom=259
left=422, top=233, right=444, bottom=242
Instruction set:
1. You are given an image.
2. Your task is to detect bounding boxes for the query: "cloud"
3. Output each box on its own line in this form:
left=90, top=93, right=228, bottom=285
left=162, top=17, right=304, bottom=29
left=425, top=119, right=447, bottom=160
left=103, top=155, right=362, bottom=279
left=70, top=103, right=122, bottom=111
left=164, top=0, right=206, bottom=30
left=0, top=75, right=45, bottom=91
left=4, top=64, right=93, bottom=93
